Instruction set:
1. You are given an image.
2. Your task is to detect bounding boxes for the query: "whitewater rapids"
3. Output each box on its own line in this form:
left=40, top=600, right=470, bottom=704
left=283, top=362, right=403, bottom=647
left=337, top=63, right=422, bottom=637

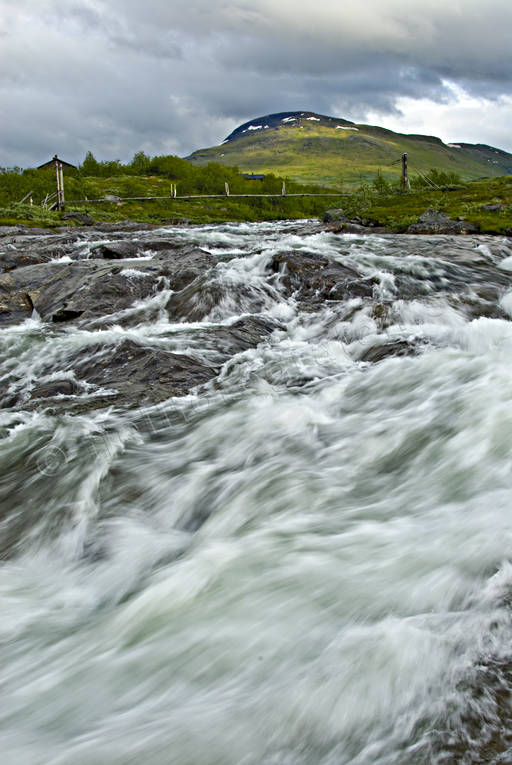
left=2, top=221, right=512, bottom=763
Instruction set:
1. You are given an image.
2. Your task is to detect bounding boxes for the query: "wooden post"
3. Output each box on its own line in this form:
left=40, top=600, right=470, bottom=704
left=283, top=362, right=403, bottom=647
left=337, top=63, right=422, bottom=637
left=55, top=161, right=62, bottom=210
left=225, top=182, right=230, bottom=197
left=401, top=153, right=408, bottom=190
left=282, top=181, right=286, bottom=196
left=59, top=163, right=65, bottom=207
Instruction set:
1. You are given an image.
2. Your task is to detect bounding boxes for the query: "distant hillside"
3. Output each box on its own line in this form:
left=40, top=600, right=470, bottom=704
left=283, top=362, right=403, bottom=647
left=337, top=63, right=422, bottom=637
left=186, top=111, right=512, bottom=187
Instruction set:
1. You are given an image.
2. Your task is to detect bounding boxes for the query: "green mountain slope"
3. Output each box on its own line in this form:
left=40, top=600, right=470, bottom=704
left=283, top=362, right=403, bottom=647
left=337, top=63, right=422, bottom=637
left=186, top=111, right=512, bottom=187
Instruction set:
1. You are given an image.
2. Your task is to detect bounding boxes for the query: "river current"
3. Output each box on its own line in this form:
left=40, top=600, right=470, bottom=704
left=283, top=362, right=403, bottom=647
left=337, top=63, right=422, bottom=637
left=2, top=221, right=512, bottom=763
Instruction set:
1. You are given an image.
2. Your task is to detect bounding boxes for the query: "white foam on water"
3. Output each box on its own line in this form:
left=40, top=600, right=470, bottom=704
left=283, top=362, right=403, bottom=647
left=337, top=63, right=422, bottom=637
left=120, top=268, right=152, bottom=278
left=2, top=225, right=512, bottom=763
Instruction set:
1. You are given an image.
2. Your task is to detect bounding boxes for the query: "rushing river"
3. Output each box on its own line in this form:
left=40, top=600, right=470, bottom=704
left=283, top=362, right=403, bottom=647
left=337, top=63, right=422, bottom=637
left=2, top=221, right=512, bottom=764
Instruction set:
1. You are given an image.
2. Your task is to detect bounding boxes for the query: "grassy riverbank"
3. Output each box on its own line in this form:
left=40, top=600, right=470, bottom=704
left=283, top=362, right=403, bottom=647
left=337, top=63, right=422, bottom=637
left=342, top=175, right=512, bottom=234
left=0, top=159, right=341, bottom=227
left=0, top=154, right=511, bottom=232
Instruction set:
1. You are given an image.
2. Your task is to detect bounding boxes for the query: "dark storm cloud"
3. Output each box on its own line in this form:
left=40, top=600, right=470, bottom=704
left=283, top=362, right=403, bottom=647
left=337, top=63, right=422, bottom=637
left=1, top=0, right=512, bottom=167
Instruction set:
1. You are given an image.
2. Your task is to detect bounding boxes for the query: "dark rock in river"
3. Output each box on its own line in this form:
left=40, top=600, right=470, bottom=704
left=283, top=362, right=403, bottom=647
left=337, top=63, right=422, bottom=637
left=64, top=339, right=220, bottom=407
left=408, top=209, right=479, bottom=235
left=196, top=316, right=279, bottom=359
left=91, top=241, right=140, bottom=259
left=30, top=379, right=83, bottom=398
left=359, top=340, right=418, bottom=363
left=16, top=261, right=159, bottom=325
left=2, top=316, right=279, bottom=413
left=0, top=234, right=226, bottom=328
left=0, top=226, right=55, bottom=237
left=0, top=249, right=54, bottom=273
left=0, top=272, right=37, bottom=324
left=269, top=251, right=376, bottom=303
left=155, top=247, right=218, bottom=292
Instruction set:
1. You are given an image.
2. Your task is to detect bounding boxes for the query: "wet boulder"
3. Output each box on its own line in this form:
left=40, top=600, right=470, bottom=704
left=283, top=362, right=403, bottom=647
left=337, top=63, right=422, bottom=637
left=0, top=263, right=71, bottom=325
left=0, top=226, right=55, bottom=237
left=328, top=222, right=389, bottom=235
left=0, top=250, right=55, bottom=273
left=2, top=378, right=85, bottom=407
left=154, top=246, right=218, bottom=292
left=91, top=241, right=140, bottom=259
left=64, top=339, right=220, bottom=406
left=0, top=245, right=224, bottom=327
left=0, top=272, right=36, bottom=324
left=166, top=272, right=271, bottom=323
left=269, top=252, right=376, bottom=303
left=359, top=340, right=418, bottom=363
left=192, top=316, right=279, bottom=360
left=1, top=317, right=279, bottom=414
left=0, top=261, right=162, bottom=326
left=29, top=379, right=82, bottom=398
left=33, top=261, right=163, bottom=324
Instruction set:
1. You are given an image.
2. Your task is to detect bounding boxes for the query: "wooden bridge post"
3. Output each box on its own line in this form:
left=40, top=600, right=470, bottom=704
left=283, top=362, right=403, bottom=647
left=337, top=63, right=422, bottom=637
left=55, top=161, right=62, bottom=210
left=401, top=153, right=408, bottom=190
left=59, top=162, right=65, bottom=206
left=225, top=182, right=230, bottom=197
left=282, top=182, right=286, bottom=196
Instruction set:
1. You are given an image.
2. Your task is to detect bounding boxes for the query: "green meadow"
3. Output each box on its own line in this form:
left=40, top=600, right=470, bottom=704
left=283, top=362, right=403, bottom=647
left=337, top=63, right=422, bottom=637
left=0, top=149, right=511, bottom=233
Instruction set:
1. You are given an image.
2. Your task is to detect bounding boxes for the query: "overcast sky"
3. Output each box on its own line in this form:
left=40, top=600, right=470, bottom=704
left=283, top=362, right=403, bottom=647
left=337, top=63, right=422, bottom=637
left=1, top=0, right=512, bottom=167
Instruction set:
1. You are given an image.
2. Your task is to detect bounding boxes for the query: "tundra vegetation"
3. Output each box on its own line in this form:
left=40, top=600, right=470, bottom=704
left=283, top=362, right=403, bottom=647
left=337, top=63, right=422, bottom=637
left=0, top=151, right=511, bottom=234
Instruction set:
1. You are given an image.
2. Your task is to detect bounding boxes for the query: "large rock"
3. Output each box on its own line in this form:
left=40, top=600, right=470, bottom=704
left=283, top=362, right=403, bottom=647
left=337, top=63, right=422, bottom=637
left=62, top=212, right=95, bottom=225
left=0, top=226, right=55, bottom=237
left=154, top=246, right=218, bottom=292
left=190, top=316, right=279, bottom=360
left=91, top=241, right=140, bottom=259
left=0, top=272, right=36, bottom=324
left=1, top=341, right=220, bottom=412
left=0, top=263, right=69, bottom=324
left=67, top=339, right=219, bottom=405
left=1, top=316, right=279, bottom=413
left=0, top=246, right=221, bottom=327
left=323, top=209, right=350, bottom=223
left=328, top=222, right=388, bottom=235
left=408, top=209, right=479, bottom=235
left=166, top=276, right=270, bottom=323
left=0, top=249, right=54, bottom=274
left=359, top=340, right=418, bottom=363
left=268, top=252, right=377, bottom=303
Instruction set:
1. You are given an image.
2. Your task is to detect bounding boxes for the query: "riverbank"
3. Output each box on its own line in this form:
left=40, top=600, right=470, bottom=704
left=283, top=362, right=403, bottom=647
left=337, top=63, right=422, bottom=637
left=1, top=174, right=511, bottom=232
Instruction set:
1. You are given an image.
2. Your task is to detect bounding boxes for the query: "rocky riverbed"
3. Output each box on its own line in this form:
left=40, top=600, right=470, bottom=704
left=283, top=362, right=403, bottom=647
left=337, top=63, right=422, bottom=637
left=1, top=220, right=511, bottom=415
left=3, top=219, right=512, bottom=763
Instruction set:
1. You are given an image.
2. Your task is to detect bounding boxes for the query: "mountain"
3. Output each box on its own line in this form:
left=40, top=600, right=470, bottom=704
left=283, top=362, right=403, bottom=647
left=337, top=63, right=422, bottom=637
left=186, top=111, right=512, bottom=187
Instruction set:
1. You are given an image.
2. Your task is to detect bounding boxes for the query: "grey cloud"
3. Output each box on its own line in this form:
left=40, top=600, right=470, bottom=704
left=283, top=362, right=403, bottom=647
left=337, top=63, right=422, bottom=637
left=1, top=0, right=512, bottom=167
